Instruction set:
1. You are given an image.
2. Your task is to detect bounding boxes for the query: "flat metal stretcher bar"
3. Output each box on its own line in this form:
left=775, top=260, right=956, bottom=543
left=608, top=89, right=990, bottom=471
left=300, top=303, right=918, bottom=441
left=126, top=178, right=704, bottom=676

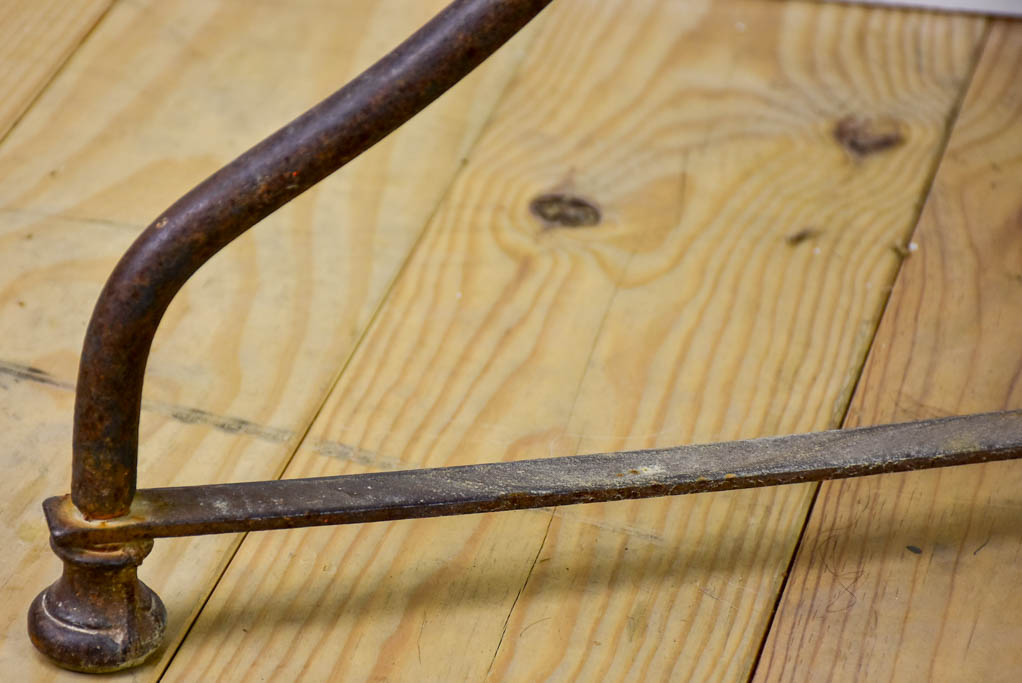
left=45, top=410, right=1022, bottom=546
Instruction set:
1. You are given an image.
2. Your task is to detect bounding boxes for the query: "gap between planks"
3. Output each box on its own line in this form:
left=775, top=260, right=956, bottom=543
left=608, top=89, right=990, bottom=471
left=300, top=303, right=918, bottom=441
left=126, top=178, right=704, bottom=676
left=153, top=16, right=545, bottom=683
left=746, top=15, right=995, bottom=681
left=754, top=17, right=1022, bottom=683
left=0, top=0, right=114, bottom=143
left=158, top=2, right=991, bottom=681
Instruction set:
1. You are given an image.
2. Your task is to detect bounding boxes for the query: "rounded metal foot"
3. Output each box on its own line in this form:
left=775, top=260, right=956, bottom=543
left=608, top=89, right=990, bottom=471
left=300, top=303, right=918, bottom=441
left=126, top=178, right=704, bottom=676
left=28, top=539, right=166, bottom=673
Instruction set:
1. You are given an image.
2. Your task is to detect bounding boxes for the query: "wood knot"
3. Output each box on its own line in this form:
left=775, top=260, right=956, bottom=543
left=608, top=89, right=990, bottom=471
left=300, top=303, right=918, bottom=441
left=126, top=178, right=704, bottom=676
left=530, top=193, right=601, bottom=228
left=785, top=227, right=821, bottom=246
left=834, top=116, right=904, bottom=157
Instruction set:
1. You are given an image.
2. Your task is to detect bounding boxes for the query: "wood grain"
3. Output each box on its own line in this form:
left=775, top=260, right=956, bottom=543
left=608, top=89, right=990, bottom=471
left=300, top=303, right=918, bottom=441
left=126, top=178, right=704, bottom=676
left=0, top=0, right=533, bottom=679
left=0, top=0, right=112, bottom=140
left=0, top=0, right=532, bottom=430
left=756, top=20, right=1022, bottom=683
left=165, top=1, right=984, bottom=680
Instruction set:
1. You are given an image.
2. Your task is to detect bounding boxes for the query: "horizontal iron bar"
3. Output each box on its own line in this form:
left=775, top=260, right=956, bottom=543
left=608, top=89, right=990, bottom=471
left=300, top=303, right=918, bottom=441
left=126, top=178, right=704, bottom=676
left=46, top=410, right=1022, bottom=546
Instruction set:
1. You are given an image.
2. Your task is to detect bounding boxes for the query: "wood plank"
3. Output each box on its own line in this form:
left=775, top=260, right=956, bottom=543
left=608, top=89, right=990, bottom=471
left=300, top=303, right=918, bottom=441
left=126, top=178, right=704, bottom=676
left=756, top=20, right=1022, bottom=683
left=825, top=0, right=1021, bottom=16
left=165, top=1, right=985, bottom=680
left=0, top=0, right=530, bottom=430
left=0, top=0, right=112, bottom=140
left=0, top=0, right=534, bottom=678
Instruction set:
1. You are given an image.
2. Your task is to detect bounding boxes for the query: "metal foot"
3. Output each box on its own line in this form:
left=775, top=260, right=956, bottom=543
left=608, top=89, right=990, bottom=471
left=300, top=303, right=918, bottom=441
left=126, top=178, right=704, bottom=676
left=28, top=538, right=166, bottom=673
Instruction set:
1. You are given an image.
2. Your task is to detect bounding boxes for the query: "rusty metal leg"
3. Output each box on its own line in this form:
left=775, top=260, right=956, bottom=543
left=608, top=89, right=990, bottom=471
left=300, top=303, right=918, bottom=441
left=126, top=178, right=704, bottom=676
left=28, top=0, right=552, bottom=672
left=28, top=539, right=165, bottom=672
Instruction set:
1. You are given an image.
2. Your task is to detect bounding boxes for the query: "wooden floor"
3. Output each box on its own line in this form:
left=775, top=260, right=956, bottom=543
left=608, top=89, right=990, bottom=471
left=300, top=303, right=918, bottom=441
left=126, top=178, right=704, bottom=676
left=1, top=1, right=1019, bottom=680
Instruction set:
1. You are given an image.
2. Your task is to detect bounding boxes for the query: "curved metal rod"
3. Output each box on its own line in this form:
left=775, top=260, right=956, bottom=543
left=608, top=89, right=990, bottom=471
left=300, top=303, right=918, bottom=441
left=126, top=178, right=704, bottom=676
left=72, top=0, right=554, bottom=519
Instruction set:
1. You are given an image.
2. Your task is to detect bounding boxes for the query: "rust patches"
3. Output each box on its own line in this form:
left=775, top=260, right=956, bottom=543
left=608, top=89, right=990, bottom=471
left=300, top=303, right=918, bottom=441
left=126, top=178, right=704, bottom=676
left=834, top=116, right=904, bottom=157
left=28, top=538, right=165, bottom=673
left=530, top=193, right=601, bottom=228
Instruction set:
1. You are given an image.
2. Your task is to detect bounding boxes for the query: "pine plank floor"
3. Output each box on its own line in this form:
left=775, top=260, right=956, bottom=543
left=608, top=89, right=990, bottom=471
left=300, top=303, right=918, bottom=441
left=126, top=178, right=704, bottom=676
left=757, top=19, right=1022, bottom=683
left=0, top=1, right=1016, bottom=680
